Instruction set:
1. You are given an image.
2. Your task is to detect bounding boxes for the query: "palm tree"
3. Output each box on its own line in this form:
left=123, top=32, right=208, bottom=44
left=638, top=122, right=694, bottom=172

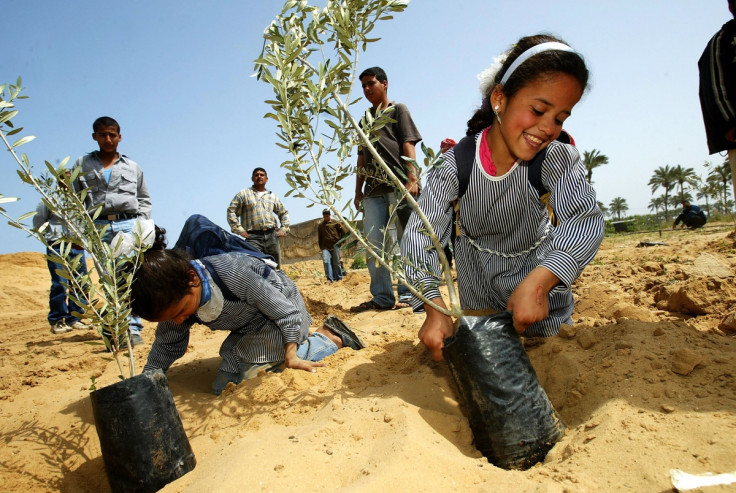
left=695, top=179, right=714, bottom=216
left=706, top=174, right=728, bottom=213
left=609, top=197, right=628, bottom=220
left=648, top=165, right=677, bottom=220
left=597, top=200, right=609, bottom=217
left=648, top=196, right=666, bottom=220
left=669, top=191, right=692, bottom=211
left=582, top=149, right=609, bottom=184
left=671, top=165, right=699, bottom=202
left=706, top=159, right=733, bottom=213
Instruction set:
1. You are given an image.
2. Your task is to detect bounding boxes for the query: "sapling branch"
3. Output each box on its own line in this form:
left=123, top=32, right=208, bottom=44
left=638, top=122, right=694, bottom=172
left=258, top=0, right=462, bottom=318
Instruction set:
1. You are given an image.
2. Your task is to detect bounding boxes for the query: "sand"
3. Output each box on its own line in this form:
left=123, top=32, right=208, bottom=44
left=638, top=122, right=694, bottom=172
left=1, top=225, right=735, bottom=492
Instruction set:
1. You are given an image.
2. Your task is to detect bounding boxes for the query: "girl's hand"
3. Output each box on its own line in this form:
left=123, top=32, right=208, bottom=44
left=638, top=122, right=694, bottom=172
left=418, top=298, right=455, bottom=361
left=506, top=267, right=559, bottom=334
left=284, top=342, right=325, bottom=373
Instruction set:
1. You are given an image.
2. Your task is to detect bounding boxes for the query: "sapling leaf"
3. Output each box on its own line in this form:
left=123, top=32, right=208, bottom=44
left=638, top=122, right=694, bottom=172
left=11, top=135, right=35, bottom=147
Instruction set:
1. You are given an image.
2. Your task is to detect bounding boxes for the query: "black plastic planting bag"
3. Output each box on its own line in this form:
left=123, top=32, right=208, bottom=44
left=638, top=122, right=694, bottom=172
left=442, top=311, right=565, bottom=470
left=90, top=369, right=196, bottom=493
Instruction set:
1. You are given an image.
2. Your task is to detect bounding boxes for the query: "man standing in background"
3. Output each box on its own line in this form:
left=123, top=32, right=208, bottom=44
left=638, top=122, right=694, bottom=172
left=227, top=167, right=290, bottom=268
left=74, top=116, right=151, bottom=346
left=352, top=66, right=422, bottom=312
left=34, top=200, right=90, bottom=334
left=317, top=209, right=346, bottom=282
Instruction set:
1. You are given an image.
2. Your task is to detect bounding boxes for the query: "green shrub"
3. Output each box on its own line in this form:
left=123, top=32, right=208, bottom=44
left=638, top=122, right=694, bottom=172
left=351, top=253, right=366, bottom=270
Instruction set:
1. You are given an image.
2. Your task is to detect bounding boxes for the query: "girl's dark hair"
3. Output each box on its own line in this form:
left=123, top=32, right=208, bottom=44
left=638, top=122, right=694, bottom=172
left=131, top=226, right=194, bottom=320
left=466, top=34, right=589, bottom=136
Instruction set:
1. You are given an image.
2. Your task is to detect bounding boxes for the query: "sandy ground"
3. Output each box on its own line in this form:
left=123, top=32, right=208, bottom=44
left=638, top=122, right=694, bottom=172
left=1, top=225, right=735, bottom=492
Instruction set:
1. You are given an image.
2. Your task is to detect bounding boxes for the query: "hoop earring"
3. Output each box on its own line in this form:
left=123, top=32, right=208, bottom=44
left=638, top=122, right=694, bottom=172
left=494, top=105, right=501, bottom=125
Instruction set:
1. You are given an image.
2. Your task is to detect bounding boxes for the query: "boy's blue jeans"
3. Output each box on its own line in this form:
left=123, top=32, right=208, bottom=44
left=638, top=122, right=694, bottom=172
left=46, top=244, right=87, bottom=325
left=362, top=193, right=411, bottom=308
left=96, top=218, right=144, bottom=335
left=296, top=331, right=338, bottom=361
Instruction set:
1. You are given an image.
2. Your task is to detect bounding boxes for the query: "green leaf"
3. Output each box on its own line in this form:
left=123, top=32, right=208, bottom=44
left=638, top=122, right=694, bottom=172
left=0, top=109, right=18, bottom=124
left=17, top=211, right=36, bottom=221
left=12, top=135, right=35, bottom=147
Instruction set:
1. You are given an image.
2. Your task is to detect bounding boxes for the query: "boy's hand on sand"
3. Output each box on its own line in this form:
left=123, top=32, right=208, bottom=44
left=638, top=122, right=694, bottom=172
left=285, top=355, right=325, bottom=373
left=284, top=343, right=325, bottom=373
left=419, top=298, right=454, bottom=361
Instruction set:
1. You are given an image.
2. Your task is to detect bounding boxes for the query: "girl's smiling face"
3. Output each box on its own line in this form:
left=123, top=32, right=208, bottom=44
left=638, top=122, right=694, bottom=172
left=491, top=72, right=583, bottom=164
left=148, top=270, right=202, bottom=324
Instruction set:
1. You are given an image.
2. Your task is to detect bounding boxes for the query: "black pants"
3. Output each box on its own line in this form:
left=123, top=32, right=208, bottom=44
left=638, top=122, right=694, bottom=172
left=681, top=211, right=707, bottom=228
left=247, top=230, right=282, bottom=266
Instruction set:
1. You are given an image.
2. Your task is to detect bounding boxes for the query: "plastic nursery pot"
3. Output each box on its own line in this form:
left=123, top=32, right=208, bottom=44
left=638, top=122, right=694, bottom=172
left=90, top=369, right=196, bottom=493
left=442, top=311, right=565, bottom=470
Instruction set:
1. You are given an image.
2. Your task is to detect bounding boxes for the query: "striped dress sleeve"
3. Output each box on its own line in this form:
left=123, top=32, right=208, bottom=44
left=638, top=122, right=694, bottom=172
left=540, top=143, right=605, bottom=288
left=401, top=149, right=459, bottom=309
left=143, top=319, right=194, bottom=372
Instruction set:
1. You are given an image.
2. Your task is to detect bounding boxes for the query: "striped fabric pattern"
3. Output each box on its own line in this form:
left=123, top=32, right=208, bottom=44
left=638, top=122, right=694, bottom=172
left=402, top=132, right=604, bottom=337
left=143, top=253, right=312, bottom=373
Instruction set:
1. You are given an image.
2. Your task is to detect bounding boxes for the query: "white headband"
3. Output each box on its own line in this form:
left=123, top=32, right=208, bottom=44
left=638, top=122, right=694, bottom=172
left=500, top=42, right=574, bottom=85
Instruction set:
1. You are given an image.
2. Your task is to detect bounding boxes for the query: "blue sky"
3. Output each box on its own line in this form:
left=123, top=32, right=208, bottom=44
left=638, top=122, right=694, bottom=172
left=0, top=1, right=730, bottom=254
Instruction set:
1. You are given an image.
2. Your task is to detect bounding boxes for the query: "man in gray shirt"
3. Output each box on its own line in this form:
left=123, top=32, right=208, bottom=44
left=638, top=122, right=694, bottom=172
left=74, top=116, right=152, bottom=345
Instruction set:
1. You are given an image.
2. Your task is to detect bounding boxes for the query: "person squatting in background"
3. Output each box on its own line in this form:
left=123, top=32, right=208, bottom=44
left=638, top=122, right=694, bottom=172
left=131, top=228, right=364, bottom=396
left=673, top=200, right=708, bottom=229
left=402, top=34, right=605, bottom=361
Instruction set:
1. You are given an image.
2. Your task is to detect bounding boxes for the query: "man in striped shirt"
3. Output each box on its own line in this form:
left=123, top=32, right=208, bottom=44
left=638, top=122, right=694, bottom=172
left=226, top=167, right=290, bottom=267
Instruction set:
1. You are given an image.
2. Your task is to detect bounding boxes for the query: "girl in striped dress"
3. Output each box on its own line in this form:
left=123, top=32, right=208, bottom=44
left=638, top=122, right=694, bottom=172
left=131, top=230, right=364, bottom=395
left=402, top=34, right=604, bottom=361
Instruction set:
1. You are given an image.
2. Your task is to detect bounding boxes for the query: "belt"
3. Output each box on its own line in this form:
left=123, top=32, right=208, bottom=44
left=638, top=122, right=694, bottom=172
left=247, top=227, right=275, bottom=234
left=105, top=212, right=139, bottom=221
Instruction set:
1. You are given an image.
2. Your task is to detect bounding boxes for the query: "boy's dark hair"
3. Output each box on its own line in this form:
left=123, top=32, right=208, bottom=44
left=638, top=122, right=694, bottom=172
left=131, top=227, right=193, bottom=320
left=359, top=66, right=387, bottom=83
left=93, top=116, right=120, bottom=133
left=252, top=167, right=268, bottom=177
left=467, top=34, right=589, bottom=136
